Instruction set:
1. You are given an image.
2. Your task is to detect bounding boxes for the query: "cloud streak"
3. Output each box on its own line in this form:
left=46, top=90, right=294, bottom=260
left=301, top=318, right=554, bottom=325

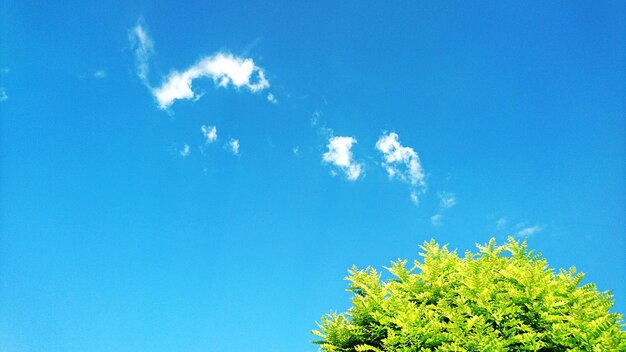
left=153, top=53, right=269, bottom=109
left=129, top=23, right=154, bottom=85
left=516, top=225, right=544, bottom=237
left=323, top=136, right=363, bottom=181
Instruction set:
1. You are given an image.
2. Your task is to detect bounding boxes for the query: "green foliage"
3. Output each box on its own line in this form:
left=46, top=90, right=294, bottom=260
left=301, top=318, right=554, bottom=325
left=313, top=237, right=626, bottom=351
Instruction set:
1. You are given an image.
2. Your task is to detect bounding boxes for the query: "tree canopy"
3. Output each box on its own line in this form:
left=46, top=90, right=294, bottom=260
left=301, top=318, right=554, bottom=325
left=313, top=237, right=625, bottom=351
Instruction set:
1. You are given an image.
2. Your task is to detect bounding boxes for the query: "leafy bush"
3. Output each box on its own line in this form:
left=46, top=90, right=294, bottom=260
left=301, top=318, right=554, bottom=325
left=313, top=237, right=625, bottom=351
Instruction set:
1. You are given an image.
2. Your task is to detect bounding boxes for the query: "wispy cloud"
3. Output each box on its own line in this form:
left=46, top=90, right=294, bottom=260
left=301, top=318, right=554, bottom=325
left=496, top=217, right=507, bottom=230
left=201, top=125, right=218, bottom=143
left=438, top=192, right=457, bottom=209
left=376, top=132, right=426, bottom=202
left=0, top=69, right=8, bottom=102
left=153, top=53, right=269, bottom=110
left=516, top=224, right=544, bottom=237
left=431, top=214, right=443, bottom=226
left=93, top=70, right=107, bottom=79
left=179, top=144, right=191, bottom=158
left=228, top=138, right=240, bottom=155
left=430, top=192, right=457, bottom=226
left=128, top=23, right=154, bottom=85
left=311, top=110, right=321, bottom=127
left=323, top=136, right=363, bottom=181
left=128, top=21, right=269, bottom=110
left=496, top=218, right=543, bottom=237
left=267, top=93, right=278, bottom=104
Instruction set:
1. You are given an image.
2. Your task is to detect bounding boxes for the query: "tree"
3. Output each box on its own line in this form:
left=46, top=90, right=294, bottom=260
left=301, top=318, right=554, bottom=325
left=312, top=237, right=625, bottom=351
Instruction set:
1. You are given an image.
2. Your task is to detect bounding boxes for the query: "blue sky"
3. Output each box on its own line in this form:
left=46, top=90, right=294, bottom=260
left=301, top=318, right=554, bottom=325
left=1, top=1, right=624, bottom=351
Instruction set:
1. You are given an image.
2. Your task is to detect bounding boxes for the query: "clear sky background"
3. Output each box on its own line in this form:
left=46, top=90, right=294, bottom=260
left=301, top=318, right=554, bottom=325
left=1, top=1, right=624, bottom=351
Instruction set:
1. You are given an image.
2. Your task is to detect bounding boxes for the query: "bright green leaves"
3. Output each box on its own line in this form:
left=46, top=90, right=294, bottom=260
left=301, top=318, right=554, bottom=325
left=313, top=237, right=626, bottom=351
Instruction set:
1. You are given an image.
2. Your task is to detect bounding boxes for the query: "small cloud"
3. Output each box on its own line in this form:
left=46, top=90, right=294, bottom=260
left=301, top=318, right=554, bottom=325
left=293, top=146, right=301, bottom=156
left=375, top=132, right=426, bottom=203
left=428, top=192, right=456, bottom=224
left=267, top=93, right=278, bottom=104
left=1, top=69, right=10, bottom=102
left=431, top=214, right=443, bottom=226
left=410, top=191, right=419, bottom=205
left=322, top=136, right=364, bottom=181
left=311, top=110, right=321, bottom=127
left=516, top=224, right=544, bottom=238
left=93, top=70, right=107, bottom=79
left=201, top=125, right=218, bottom=143
left=438, top=192, right=457, bottom=209
left=192, top=91, right=205, bottom=102
left=496, top=218, right=507, bottom=230
left=128, top=22, right=154, bottom=85
left=229, top=138, right=240, bottom=155
left=153, top=53, right=269, bottom=110
left=179, top=144, right=190, bottom=158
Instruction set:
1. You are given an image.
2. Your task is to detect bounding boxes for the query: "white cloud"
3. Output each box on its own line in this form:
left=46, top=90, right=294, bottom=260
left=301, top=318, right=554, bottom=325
left=438, top=192, right=457, bottom=209
left=293, top=146, right=301, bottom=156
left=496, top=218, right=507, bottom=230
left=179, top=144, right=190, bottom=158
left=375, top=132, right=426, bottom=202
left=93, top=70, right=106, bottom=79
left=322, top=136, right=363, bottom=181
left=229, top=138, right=240, bottom=155
left=431, top=214, right=443, bottom=226
left=153, top=53, right=269, bottom=110
left=201, top=125, right=218, bottom=143
left=410, top=191, right=419, bottom=205
left=311, top=111, right=321, bottom=127
left=267, top=93, right=278, bottom=104
left=516, top=225, right=544, bottom=237
left=128, top=23, right=154, bottom=85
left=128, top=21, right=270, bottom=110
left=1, top=69, right=9, bottom=102
left=428, top=192, right=456, bottom=225
left=376, top=132, right=425, bottom=186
